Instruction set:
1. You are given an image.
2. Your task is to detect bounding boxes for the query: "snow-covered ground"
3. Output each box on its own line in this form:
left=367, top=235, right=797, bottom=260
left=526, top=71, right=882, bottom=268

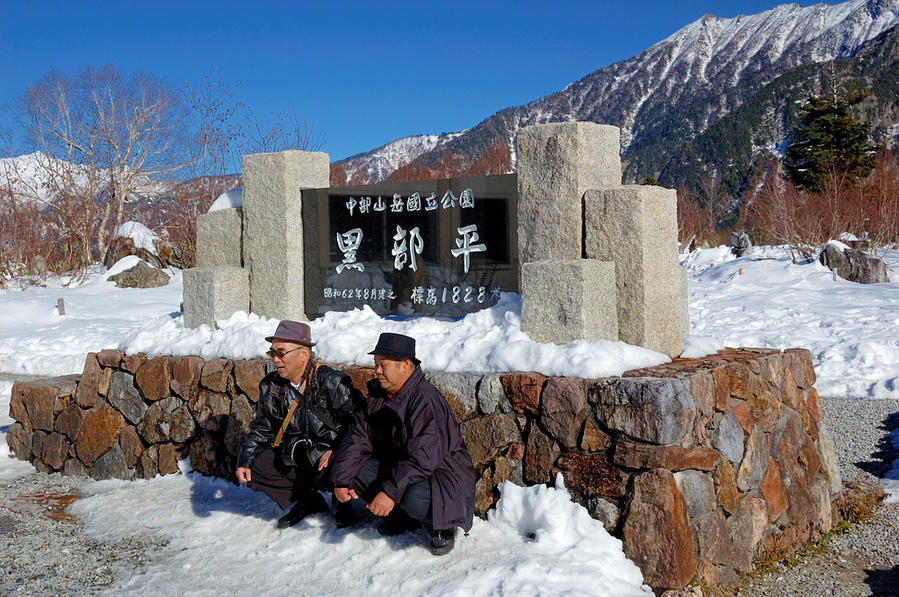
left=1, top=244, right=897, bottom=595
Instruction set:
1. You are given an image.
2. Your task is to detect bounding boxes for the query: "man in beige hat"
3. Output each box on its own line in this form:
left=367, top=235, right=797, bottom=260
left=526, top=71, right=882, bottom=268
left=236, top=321, right=362, bottom=528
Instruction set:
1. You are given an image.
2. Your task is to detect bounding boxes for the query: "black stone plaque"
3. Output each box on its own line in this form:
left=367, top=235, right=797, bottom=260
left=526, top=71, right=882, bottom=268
left=303, top=174, right=518, bottom=317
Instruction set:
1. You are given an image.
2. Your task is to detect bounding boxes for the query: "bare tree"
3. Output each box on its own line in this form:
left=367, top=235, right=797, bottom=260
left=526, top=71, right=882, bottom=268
left=6, top=65, right=190, bottom=266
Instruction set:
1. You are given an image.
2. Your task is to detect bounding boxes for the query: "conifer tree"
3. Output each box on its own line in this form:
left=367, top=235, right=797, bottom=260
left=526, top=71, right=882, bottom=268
left=784, top=72, right=877, bottom=192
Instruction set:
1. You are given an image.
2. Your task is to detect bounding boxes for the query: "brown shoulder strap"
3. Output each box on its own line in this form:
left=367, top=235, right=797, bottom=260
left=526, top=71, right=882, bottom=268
left=271, top=395, right=300, bottom=449
left=271, top=362, right=322, bottom=449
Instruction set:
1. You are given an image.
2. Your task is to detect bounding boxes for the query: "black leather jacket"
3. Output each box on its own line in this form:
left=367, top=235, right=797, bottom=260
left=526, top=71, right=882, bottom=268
left=237, top=365, right=360, bottom=470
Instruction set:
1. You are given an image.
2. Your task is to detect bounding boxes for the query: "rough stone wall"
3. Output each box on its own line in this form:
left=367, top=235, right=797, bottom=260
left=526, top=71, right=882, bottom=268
left=7, top=347, right=838, bottom=591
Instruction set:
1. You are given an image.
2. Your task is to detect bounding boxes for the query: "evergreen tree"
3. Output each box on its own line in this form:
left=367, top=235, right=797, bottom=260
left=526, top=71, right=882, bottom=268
left=784, top=84, right=877, bottom=192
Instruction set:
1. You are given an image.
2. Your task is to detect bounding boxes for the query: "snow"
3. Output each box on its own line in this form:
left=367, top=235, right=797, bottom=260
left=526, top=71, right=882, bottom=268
left=208, top=187, right=243, bottom=212
left=1, top=243, right=898, bottom=594
left=115, top=221, right=160, bottom=253
left=66, top=470, right=650, bottom=596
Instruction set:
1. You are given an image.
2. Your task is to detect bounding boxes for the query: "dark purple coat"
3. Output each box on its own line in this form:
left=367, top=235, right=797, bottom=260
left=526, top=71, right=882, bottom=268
left=330, top=367, right=475, bottom=532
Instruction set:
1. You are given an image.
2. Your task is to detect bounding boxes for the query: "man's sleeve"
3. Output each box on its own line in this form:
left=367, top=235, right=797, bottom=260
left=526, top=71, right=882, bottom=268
left=236, top=385, right=275, bottom=469
left=329, top=409, right=374, bottom=487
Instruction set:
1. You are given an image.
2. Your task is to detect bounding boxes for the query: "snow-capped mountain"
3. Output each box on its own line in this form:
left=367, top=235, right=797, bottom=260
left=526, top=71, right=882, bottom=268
left=0, top=152, right=173, bottom=204
left=336, top=0, right=899, bottom=187
left=336, top=131, right=465, bottom=185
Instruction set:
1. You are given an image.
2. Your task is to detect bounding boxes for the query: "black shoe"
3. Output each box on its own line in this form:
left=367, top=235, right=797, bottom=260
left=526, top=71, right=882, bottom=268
left=377, top=510, right=419, bottom=536
left=429, top=528, right=455, bottom=556
left=277, top=493, right=327, bottom=529
left=333, top=499, right=357, bottom=529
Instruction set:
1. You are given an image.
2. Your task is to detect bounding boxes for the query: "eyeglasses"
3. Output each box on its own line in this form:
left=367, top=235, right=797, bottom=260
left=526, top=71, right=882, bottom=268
left=266, top=347, right=304, bottom=360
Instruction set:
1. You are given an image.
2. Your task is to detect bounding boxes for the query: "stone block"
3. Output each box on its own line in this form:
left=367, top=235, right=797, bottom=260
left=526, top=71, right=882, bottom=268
left=140, top=446, right=159, bottom=479
left=233, top=358, right=266, bottom=400
left=107, top=371, right=148, bottom=425
left=460, top=414, right=520, bottom=465
left=580, top=418, right=611, bottom=452
left=428, top=372, right=479, bottom=421
left=7, top=422, right=31, bottom=461
left=694, top=510, right=737, bottom=585
left=19, top=382, right=57, bottom=431
left=42, top=432, right=70, bottom=471
left=516, top=122, right=621, bottom=262
left=55, top=405, right=85, bottom=441
left=584, top=185, right=685, bottom=356
left=200, top=358, right=233, bottom=393
left=816, top=425, right=842, bottom=496
left=96, top=349, right=123, bottom=368
left=188, top=390, right=231, bottom=432
left=476, top=374, right=506, bottom=415
left=727, top=495, right=768, bottom=573
left=783, top=348, right=816, bottom=389
left=76, top=403, right=125, bottom=466
left=736, top=427, right=769, bottom=492
left=524, top=424, right=559, bottom=484
left=119, top=425, right=144, bottom=469
left=138, top=396, right=195, bottom=445
left=76, top=353, right=102, bottom=408
left=501, top=372, right=545, bottom=415
left=196, top=207, right=243, bottom=268
left=587, top=497, right=620, bottom=533
left=158, top=443, right=183, bottom=475
left=225, top=395, right=255, bottom=457
left=554, top=452, right=627, bottom=500
left=242, top=150, right=328, bottom=320
left=91, top=444, right=131, bottom=480
left=540, top=377, right=587, bottom=450
left=183, top=266, right=250, bottom=329
left=759, top=456, right=788, bottom=522
left=613, top=441, right=719, bottom=471
left=520, top=259, right=618, bottom=344
left=595, top=377, right=695, bottom=445
left=136, top=356, right=173, bottom=401
left=621, top=469, right=697, bottom=590
left=674, top=470, right=716, bottom=519
left=714, top=458, right=740, bottom=516
left=171, top=356, right=205, bottom=399
left=713, top=411, right=744, bottom=465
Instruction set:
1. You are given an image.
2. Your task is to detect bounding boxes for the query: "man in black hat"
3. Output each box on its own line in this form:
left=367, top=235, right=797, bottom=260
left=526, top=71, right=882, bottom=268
left=236, top=320, right=361, bottom=529
left=330, top=332, right=475, bottom=555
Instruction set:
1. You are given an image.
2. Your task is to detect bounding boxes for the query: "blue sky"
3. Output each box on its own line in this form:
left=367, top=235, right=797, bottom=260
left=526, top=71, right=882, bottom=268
left=0, top=0, right=829, bottom=161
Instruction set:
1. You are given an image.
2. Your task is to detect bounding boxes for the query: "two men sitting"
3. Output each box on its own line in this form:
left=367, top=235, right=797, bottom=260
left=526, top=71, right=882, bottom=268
left=236, top=323, right=475, bottom=555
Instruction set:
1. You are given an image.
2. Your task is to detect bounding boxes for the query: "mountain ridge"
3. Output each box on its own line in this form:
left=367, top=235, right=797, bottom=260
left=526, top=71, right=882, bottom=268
left=335, top=0, right=899, bottom=190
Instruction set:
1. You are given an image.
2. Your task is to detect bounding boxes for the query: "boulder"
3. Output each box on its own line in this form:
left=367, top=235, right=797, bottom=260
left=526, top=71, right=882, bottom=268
left=819, top=242, right=890, bottom=284
left=729, top=231, right=752, bottom=257
left=107, top=259, right=170, bottom=288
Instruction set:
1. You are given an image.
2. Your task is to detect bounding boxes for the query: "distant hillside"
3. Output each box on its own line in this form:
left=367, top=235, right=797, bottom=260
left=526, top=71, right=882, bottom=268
left=334, top=0, right=899, bottom=196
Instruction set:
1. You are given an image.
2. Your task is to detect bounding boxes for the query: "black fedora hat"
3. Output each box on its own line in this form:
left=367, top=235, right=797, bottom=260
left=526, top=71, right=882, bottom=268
left=368, top=332, right=420, bottom=366
left=265, top=321, right=316, bottom=346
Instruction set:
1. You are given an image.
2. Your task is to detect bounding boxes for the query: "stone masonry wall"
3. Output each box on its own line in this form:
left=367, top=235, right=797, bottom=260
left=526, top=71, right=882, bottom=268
left=7, top=347, right=839, bottom=591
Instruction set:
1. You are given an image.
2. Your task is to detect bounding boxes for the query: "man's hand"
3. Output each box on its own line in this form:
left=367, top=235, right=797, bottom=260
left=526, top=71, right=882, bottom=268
left=317, top=449, right=333, bottom=471
left=367, top=491, right=395, bottom=517
left=334, top=486, right=358, bottom=502
left=236, top=467, right=252, bottom=484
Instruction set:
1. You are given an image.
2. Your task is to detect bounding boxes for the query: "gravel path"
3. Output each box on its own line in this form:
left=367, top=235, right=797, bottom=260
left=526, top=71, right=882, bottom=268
left=1, top=395, right=897, bottom=596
